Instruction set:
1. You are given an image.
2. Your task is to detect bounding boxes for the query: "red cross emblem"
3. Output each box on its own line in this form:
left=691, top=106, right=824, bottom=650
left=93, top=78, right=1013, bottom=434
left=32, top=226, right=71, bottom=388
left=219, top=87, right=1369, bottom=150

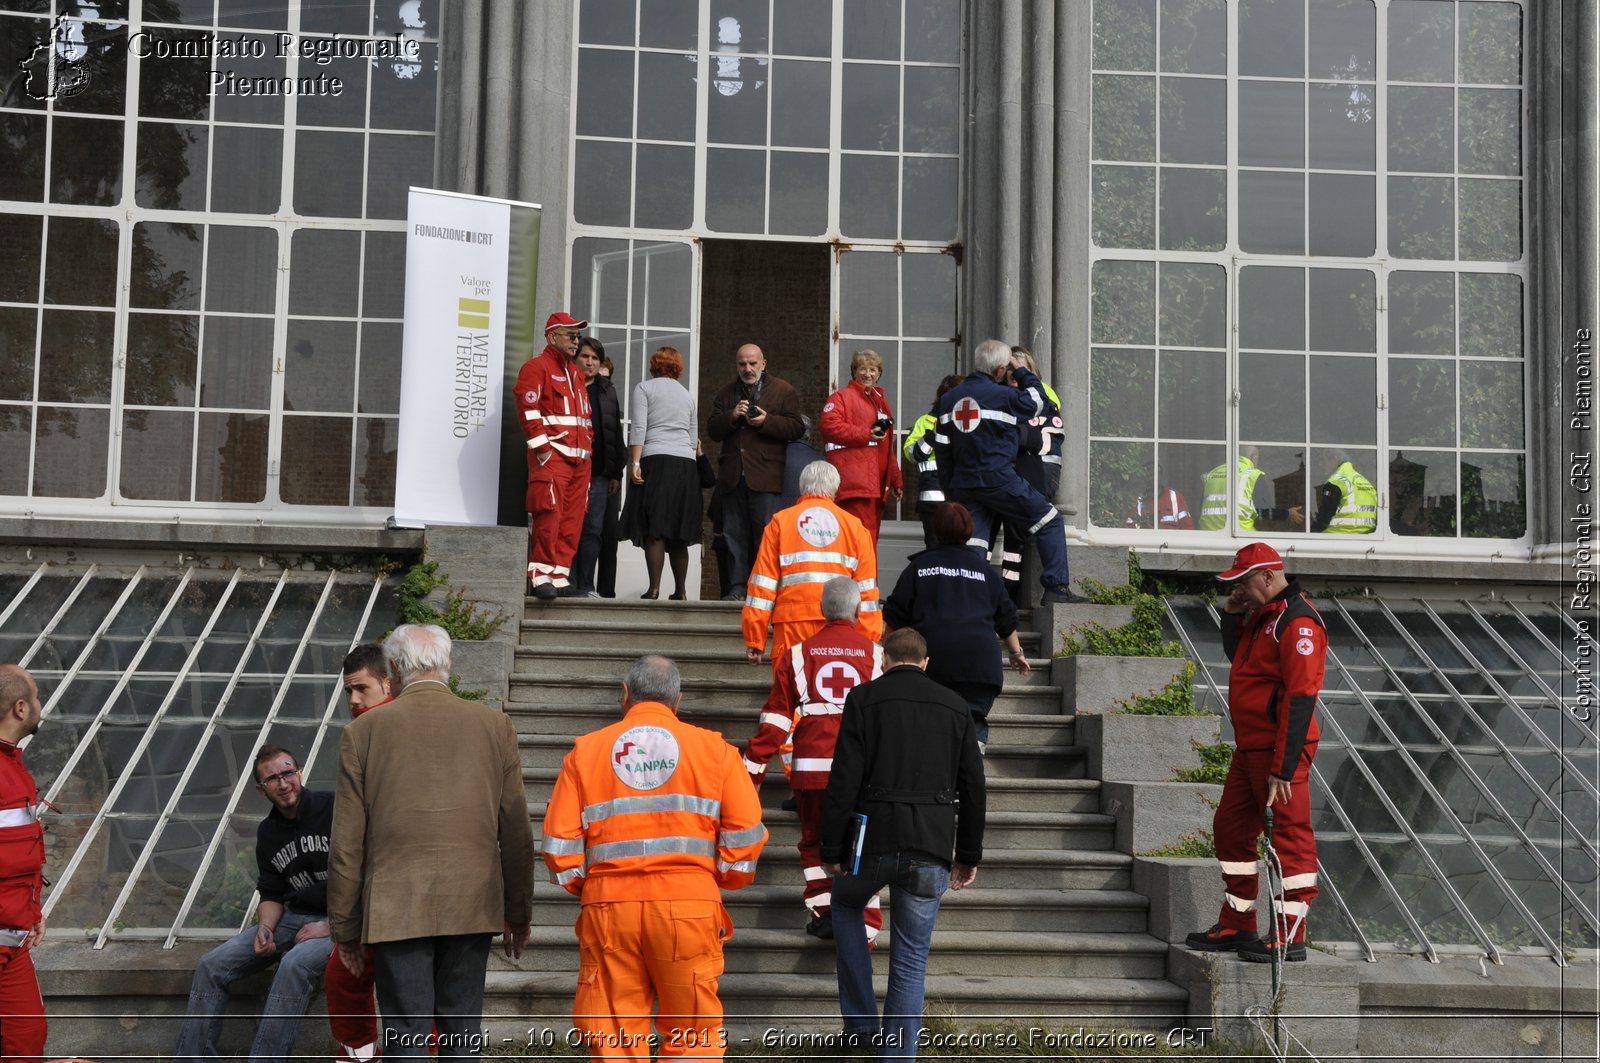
left=951, top=397, right=982, bottom=433
left=815, top=661, right=861, bottom=705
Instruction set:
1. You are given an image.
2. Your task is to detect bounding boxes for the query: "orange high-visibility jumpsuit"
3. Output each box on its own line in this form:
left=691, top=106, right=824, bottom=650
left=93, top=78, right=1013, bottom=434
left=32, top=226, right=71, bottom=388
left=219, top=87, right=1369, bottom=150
left=741, top=495, right=882, bottom=665
left=541, top=701, right=767, bottom=1061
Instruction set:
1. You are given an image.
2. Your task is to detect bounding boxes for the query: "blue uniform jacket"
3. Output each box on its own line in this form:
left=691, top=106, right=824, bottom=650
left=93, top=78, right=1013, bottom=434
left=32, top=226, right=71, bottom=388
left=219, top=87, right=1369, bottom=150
left=933, top=367, right=1055, bottom=490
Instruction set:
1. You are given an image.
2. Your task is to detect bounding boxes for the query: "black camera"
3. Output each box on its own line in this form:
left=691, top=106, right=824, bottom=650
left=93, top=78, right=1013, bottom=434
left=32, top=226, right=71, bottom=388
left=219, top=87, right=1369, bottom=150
left=873, top=414, right=894, bottom=435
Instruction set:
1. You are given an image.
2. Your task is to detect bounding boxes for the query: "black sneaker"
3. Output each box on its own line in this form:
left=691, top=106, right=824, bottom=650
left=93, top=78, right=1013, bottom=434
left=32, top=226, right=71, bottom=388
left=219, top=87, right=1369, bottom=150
left=1237, top=937, right=1307, bottom=963
left=531, top=583, right=557, bottom=601
left=780, top=796, right=798, bottom=812
left=1041, top=587, right=1092, bottom=605
left=1184, top=923, right=1261, bottom=952
left=556, top=586, right=585, bottom=598
left=806, top=913, right=834, bottom=939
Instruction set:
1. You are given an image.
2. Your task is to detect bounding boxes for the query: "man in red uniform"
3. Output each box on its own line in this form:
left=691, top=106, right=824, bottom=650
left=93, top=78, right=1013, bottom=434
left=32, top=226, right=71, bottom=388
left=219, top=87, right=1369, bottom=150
left=1186, top=543, right=1325, bottom=962
left=516, top=312, right=595, bottom=600
left=0, top=664, right=47, bottom=1061
left=541, top=655, right=766, bottom=1060
left=742, top=578, right=884, bottom=941
left=323, top=645, right=395, bottom=1063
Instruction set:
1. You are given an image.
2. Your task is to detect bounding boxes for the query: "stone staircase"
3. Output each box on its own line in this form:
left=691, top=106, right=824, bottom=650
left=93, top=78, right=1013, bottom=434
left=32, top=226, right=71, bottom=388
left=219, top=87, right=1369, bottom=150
left=479, top=540, right=1190, bottom=1037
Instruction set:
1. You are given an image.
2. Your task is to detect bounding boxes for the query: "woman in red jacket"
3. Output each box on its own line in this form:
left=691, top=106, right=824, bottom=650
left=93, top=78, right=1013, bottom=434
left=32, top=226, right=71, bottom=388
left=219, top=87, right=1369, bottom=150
left=820, top=349, right=903, bottom=543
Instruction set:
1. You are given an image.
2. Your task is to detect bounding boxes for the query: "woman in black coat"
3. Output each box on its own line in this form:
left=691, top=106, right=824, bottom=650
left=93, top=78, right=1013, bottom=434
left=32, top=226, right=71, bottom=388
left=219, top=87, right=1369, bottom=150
left=882, top=502, right=1031, bottom=749
left=572, top=338, right=624, bottom=597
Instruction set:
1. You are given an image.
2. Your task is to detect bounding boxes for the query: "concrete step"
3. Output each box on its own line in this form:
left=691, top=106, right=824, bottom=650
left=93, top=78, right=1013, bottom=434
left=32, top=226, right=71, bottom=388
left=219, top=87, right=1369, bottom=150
left=505, top=678, right=1064, bottom=713
left=532, top=883, right=1152, bottom=934
left=731, top=846, right=1133, bottom=893
left=506, top=704, right=1074, bottom=744
left=520, top=618, right=1046, bottom=656
left=507, top=925, right=1166, bottom=980
left=522, top=596, right=1042, bottom=630
left=515, top=645, right=1059, bottom=687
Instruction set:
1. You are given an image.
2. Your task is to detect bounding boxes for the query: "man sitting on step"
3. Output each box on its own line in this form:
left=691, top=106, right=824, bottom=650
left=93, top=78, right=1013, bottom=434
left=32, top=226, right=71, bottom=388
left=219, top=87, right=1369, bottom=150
left=742, top=577, right=884, bottom=942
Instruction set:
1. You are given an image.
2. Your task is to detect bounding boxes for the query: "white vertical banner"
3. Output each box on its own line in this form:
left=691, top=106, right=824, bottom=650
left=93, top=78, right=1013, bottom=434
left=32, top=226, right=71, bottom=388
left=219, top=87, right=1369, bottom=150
left=395, top=189, right=513, bottom=527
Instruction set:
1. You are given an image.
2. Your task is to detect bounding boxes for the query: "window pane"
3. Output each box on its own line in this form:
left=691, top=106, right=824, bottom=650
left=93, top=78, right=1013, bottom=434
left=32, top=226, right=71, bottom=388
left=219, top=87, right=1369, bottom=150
left=842, top=64, right=900, bottom=152
left=194, top=411, right=268, bottom=503
left=1389, top=271, right=1456, bottom=355
left=1160, top=350, right=1226, bottom=441
left=285, top=320, right=358, bottom=413
left=570, top=237, right=632, bottom=325
left=39, top=310, right=114, bottom=403
left=901, top=157, right=957, bottom=242
left=573, top=140, right=633, bottom=227
left=843, top=0, right=900, bottom=61
left=371, top=42, right=439, bottom=132
left=1462, top=452, right=1524, bottom=538
left=0, top=214, right=43, bottom=303
left=1159, top=77, right=1225, bottom=164
left=1308, top=0, right=1375, bottom=81
left=50, top=116, right=123, bottom=206
left=280, top=416, right=352, bottom=505
left=1458, top=179, right=1521, bottom=261
left=120, top=409, right=194, bottom=500
left=0, top=308, right=37, bottom=402
left=34, top=406, right=109, bottom=498
left=631, top=242, right=693, bottom=328
left=1159, top=443, right=1223, bottom=521
left=206, top=227, right=277, bottom=315
left=131, top=222, right=202, bottom=312
left=1309, top=82, right=1375, bottom=171
left=358, top=322, right=403, bottom=415
left=136, top=28, right=211, bottom=120
left=1390, top=448, right=1456, bottom=536
left=1459, top=2, right=1520, bottom=85
left=1091, top=440, right=1155, bottom=527
left=298, top=53, right=368, bottom=128
left=201, top=316, right=274, bottom=411
left=1241, top=266, right=1304, bottom=351
left=1309, top=356, right=1376, bottom=444
left=633, top=144, right=694, bottom=230
left=1159, top=263, right=1226, bottom=349
left=1459, top=362, right=1522, bottom=450
left=354, top=416, right=398, bottom=507
left=1389, top=0, right=1454, bottom=83
left=579, top=0, right=635, bottom=46
left=0, top=114, right=45, bottom=202
left=125, top=313, right=197, bottom=407
left=46, top=216, right=119, bottom=308
left=577, top=47, right=636, bottom=139
left=1308, top=173, right=1375, bottom=257
left=1390, top=86, right=1454, bottom=173
left=768, top=151, right=828, bottom=236
left=1239, top=81, right=1304, bottom=167
left=0, top=408, right=31, bottom=495
left=840, top=252, right=898, bottom=338
left=363, top=231, right=406, bottom=319
left=1091, top=348, right=1154, bottom=438
left=839, top=154, right=897, bottom=241
left=1458, top=274, right=1522, bottom=358
left=1458, top=89, right=1520, bottom=176
left=1388, top=175, right=1454, bottom=259
left=1239, top=0, right=1303, bottom=78
left=136, top=122, right=207, bottom=211
left=771, top=60, right=830, bottom=148
left=1160, top=0, right=1226, bottom=74
left=1309, top=268, right=1376, bottom=353
left=1239, top=170, right=1304, bottom=254
left=1093, top=75, right=1157, bottom=161
left=1240, top=353, right=1305, bottom=442
left=211, top=125, right=282, bottom=214
left=1094, top=0, right=1156, bottom=71
left=301, top=0, right=367, bottom=35
left=901, top=254, right=956, bottom=339
left=1390, top=359, right=1456, bottom=447
left=1159, top=168, right=1224, bottom=251
left=905, top=0, right=959, bottom=62
left=1091, top=260, right=1155, bottom=345
left=1094, top=165, right=1156, bottom=248
left=294, top=131, right=364, bottom=218
left=708, top=54, right=768, bottom=145
left=211, top=34, right=287, bottom=124
left=638, top=49, right=697, bottom=143
left=639, top=0, right=698, bottom=50
left=903, top=66, right=959, bottom=154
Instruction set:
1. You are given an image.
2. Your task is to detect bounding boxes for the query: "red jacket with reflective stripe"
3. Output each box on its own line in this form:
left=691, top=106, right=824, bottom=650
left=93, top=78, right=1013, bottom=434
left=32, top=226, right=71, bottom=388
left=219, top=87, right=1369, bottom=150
left=743, top=620, right=884, bottom=789
left=820, top=381, right=903, bottom=502
left=0, top=742, right=44, bottom=932
left=741, top=497, right=883, bottom=650
left=1222, top=581, right=1326, bottom=779
left=540, top=702, right=767, bottom=905
left=514, top=346, right=594, bottom=469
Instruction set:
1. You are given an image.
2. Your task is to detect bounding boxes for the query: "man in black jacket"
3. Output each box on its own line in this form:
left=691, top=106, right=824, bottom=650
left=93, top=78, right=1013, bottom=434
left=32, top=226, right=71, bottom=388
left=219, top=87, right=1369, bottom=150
left=821, top=629, right=985, bottom=1060
left=571, top=338, right=625, bottom=597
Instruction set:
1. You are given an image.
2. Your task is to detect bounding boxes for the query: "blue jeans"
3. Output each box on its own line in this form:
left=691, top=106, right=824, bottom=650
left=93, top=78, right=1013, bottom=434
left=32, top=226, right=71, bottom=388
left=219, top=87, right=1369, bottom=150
left=373, top=933, right=492, bottom=1063
left=173, top=911, right=334, bottom=1063
left=721, top=484, right=783, bottom=597
left=952, top=478, right=1070, bottom=590
left=833, top=853, right=950, bottom=1061
left=574, top=476, right=620, bottom=595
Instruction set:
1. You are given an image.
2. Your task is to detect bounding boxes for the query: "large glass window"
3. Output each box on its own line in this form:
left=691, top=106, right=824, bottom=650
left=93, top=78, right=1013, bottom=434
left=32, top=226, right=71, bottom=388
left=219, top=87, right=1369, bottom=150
left=1090, top=0, right=1527, bottom=544
left=0, top=0, right=437, bottom=517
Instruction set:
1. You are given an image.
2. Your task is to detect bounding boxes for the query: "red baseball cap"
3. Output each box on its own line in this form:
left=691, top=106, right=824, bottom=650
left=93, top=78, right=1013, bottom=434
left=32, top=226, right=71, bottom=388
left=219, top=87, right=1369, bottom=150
left=544, top=311, right=588, bottom=334
left=1217, top=542, right=1284, bottom=581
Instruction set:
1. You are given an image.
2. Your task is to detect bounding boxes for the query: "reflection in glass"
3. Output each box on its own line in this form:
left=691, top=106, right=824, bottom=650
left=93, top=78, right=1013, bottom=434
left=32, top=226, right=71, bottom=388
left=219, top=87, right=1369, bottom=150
left=1093, top=0, right=1156, bottom=71
left=0, top=214, right=43, bottom=303
left=359, top=323, right=403, bottom=414
left=1159, top=351, right=1225, bottom=441
left=45, top=216, right=119, bottom=308
left=39, top=310, right=114, bottom=403
left=1390, top=447, right=1457, bottom=536
left=1309, top=269, right=1376, bottom=353
left=125, top=313, right=197, bottom=407
left=211, top=34, right=287, bottom=125
left=639, top=0, right=698, bottom=50
left=1240, top=266, right=1305, bottom=352
left=842, top=64, right=900, bottom=152
left=1459, top=2, right=1521, bottom=85
left=49, top=116, right=123, bottom=206
left=1239, top=170, right=1304, bottom=254
left=290, top=229, right=361, bottom=317
left=354, top=417, right=398, bottom=507
left=1309, top=358, right=1376, bottom=443
left=33, top=406, right=109, bottom=498
left=706, top=148, right=766, bottom=233
left=903, top=66, right=960, bottom=155
left=366, top=133, right=432, bottom=221
left=1389, top=271, right=1455, bottom=355
left=280, top=417, right=352, bottom=505
left=0, top=309, right=38, bottom=403
left=1090, top=348, right=1154, bottom=439
left=901, top=157, right=957, bottom=242
left=130, top=222, right=202, bottom=312
left=294, top=131, right=364, bottom=218
left=1159, top=0, right=1225, bottom=74
left=1093, top=166, right=1155, bottom=249
left=638, top=49, right=698, bottom=143
left=205, top=226, right=277, bottom=315
left=570, top=238, right=632, bottom=325
left=1458, top=274, right=1522, bottom=358
left=1458, top=179, right=1521, bottom=261
left=1308, top=0, right=1376, bottom=81
left=1091, top=260, right=1155, bottom=346
left=1157, top=443, right=1223, bottom=522
left=630, top=242, right=693, bottom=328
left=1389, top=359, right=1456, bottom=447
left=1159, top=263, right=1226, bottom=349
left=1158, top=77, right=1225, bottom=165
left=903, top=0, right=959, bottom=62
left=1090, top=440, right=1154, bottom=528
left=1239, top=0, right=1302, bottom=78
left=768, top=152, right=828, bottom=236
left=1093, top=75, right=1157, bottom=162
left=1459, top=362, right=1523, bottom=450
left=633, top=144, right=694, bottom=230
left=1308, top=82, right=1376, bottom=171
left=1458, top=89, right=1520, bottom=176
left=708, top=51, right=767, bottom=145
left=201, top=317, right=274, bottom=411
left=579, top=0, right=635, bottom=47
left=136, top=122, right=207, bottom=211
left=842, top=0, right=899, bottom=61
left=120, top=410, right=194, bottom=501
left=1388, top=175, right=1454, bottom=259
left=1389, top=86, right=1454, bottom=173
left=363, top=231, right=406, bottom=320
left=1240, top=354, right=1306, bottom=443
left=1159, top=168, right=1224, bottom=251
left=900, top=254, right=956, bottom=339
left=773, top=0, right=831, bottom=57
left=1238, top=81, right=1304, bottom=167
left=1389, top=0, right=1454, bottom=83
left=1308, top=174, right=1375, bottom=257
left=285, top=320, right=358, bottom=414
left=771, top=60, right=830, bottom=148
left=1460, top=453, right=1524, bottom=539
left=194, top=412, right=268, bottom=503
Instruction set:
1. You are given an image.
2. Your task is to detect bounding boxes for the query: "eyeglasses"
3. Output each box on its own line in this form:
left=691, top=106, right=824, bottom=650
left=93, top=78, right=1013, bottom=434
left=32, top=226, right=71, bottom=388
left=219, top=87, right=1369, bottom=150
left=258, top=768, right=299, bottom=787
left=552, top=330, right=582, bottom=340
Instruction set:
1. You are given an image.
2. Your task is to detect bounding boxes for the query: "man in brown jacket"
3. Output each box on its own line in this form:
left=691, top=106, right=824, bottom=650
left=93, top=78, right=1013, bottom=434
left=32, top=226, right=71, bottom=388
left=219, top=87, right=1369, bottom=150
left=327, top=624, right=535, bottom=1062
left=708, top=343, right=805, bottom=602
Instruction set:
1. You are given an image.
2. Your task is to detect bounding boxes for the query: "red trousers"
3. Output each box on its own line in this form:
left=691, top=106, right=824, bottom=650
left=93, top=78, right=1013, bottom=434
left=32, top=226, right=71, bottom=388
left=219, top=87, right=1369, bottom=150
left=574, top=899, right=730, bottom=1061
left=794, top=791, right=881, bottom=940
left=325, top=947, right=437, bottom=1060
left=527, top=456, right=591, bottom=589
left=835, top=497, right=882, bottom=545
left=1212, top=745, right=1319, bottom=942
left=0, top=946, right=45, bottom=1062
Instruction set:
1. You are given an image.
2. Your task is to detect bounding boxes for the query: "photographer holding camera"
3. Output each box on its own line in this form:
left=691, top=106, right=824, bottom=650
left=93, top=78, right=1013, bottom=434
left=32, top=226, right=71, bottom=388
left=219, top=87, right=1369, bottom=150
left=709, top=343, right=806, bottom=602
left=820, top=349, right=904, bottom=545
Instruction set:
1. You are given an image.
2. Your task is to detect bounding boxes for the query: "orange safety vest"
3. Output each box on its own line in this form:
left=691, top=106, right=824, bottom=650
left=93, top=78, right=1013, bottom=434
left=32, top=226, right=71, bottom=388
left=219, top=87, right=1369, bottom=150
left=741, top=495, right=883, bottom=651
left=540, top=702, right=767, bottom=905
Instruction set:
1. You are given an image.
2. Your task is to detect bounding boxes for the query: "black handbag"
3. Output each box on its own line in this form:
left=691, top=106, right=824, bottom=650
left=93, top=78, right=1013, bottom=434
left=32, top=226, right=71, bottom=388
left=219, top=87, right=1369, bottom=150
left=696, top=452, right=717, bottom=489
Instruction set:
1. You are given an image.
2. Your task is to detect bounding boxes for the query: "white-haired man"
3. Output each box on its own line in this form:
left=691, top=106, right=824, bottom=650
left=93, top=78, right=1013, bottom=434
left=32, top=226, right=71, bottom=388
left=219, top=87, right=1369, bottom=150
left=933, top=339, right=1088, bottom=605
left=742, top=461, right=882, bottom=667
left=327, top=624, right=535, bottom=1062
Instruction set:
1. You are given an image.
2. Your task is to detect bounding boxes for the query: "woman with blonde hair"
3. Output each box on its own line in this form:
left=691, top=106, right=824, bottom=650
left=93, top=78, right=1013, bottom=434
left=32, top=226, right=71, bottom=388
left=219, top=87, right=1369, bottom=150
left=819, top=348, right=903, bottom=543
left=621, top=347, right=702, bottom=600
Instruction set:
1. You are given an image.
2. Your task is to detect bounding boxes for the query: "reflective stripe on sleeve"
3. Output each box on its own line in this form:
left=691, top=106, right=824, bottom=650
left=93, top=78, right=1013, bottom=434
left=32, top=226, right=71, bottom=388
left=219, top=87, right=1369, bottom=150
left=718, top=858, right=758, bottom=874
left=540, top=835, right=584, bottom=857
left=582, top=793, right=721, bottom=826
left=749, top=574, right=779, bottom=591
left=792, top=757, right=832, bottom=772
left=746, top=596, right=775, bottom=612
left=759, top=711, right=795, bottom=731
left=552, top=867, right=584, bottom=886
left=741, top=755, right=765, bottom=774
left=803, top=865, right=828, bottom=882
left=859, top=600, right=881, bottom=612
left=797, top=703, right=843, bottom=717
left=526, top=435, right=549, bottom=450
left=719, top=823, right=768, bottom=847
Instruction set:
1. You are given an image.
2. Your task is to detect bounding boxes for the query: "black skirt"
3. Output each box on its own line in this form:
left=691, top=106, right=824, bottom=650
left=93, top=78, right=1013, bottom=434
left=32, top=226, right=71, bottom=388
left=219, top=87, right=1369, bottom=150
left=621, top=454, right=704, bottom=546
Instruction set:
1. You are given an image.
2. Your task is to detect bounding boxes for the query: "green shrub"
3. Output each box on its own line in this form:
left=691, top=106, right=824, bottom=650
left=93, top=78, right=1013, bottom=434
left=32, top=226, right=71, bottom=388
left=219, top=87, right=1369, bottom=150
left=1173, top=739, right=1234, bottom=783
left=1140, top=832, right=1217, bottom=859
left=395, top=557, right=508, bottom=642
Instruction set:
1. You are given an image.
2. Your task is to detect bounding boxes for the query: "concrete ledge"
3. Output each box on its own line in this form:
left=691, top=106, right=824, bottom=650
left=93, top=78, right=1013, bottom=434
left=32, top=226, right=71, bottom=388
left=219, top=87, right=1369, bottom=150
left=1101, top=781, right=1221, bottom=854
left=1052, top=655, right=1189, bottom=713
left=422, top=525, right=525, bottom=652
left=1074, top=712, right=1221, bottom=782
left=1036, top=602, right=1136, bottom=657
left=0, top=517, right=423, bottom=558
left=1168, top=945, right=1360, bottom=1058
left=1132, top=857, right=1218, bottom=946
left=453, top=639, right=514, bottom=707
left=1068, top=545, right=1132, bottom=590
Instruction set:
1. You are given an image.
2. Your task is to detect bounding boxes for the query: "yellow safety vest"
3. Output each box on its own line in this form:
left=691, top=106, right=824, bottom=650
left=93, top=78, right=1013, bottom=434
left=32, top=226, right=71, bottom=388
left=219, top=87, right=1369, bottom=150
left=1324, top=461, right=1377, bottom=533
left=1199, top=458, right=1262, bottom=531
